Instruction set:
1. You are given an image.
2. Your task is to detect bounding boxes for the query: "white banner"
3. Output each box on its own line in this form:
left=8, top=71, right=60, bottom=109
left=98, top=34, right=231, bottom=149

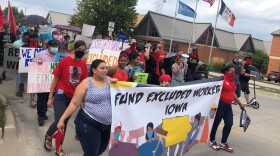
left=27, top=62, right=57, bottom=93
left=86, top=39, right=129, bottom=66
left=18, top=48, right=45, bottom=73
left=81, top=24, right=96, bottom=37
left=3, top=44, right=19, bottom=73
left=109, top=79, right=223, bottom=156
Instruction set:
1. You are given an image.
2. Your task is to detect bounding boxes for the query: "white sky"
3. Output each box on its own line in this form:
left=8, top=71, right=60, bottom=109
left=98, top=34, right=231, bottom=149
left=1, top=0, right=279, bottom=41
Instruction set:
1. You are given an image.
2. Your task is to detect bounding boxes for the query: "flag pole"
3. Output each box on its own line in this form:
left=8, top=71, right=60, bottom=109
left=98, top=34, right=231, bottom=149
left=208, top=0, right=221, bottom=63
left=169, top=0, right=179, bottom=53
left=188, top=0, right=199, bottom=53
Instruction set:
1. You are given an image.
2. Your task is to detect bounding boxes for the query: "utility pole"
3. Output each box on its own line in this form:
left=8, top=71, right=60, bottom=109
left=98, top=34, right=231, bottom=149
left=24, top=7, right=28, bottom=16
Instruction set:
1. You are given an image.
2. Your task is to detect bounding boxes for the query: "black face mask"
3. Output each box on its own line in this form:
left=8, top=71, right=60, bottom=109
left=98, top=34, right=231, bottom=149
left=75, top=51, right=85, bottom=59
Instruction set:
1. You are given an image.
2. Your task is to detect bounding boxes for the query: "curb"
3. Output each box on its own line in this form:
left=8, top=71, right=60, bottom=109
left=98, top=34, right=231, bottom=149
left=0, top=105, right=17, bottom=141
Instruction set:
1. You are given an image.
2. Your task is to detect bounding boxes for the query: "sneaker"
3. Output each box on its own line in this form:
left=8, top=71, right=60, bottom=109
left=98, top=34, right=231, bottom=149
left=38, top=117, right=45, bottom=126
left=19, top=97, right=24, bottom=103
left=220, top=143, right=234, bottom=153
left=30, top=100, right=37, bottom=108
left=208, top=140, right=220, bottom=150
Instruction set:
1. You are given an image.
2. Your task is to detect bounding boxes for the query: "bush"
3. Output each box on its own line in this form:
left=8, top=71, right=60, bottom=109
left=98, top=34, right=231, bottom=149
left=208, top=57, right=226, bottom=73
left=252, top=49, right=269, bottom=74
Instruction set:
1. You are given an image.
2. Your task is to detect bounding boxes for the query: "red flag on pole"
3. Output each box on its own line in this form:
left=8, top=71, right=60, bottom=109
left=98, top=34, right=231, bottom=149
left=203, top=0, right=215, bottom=7
left=8, top=1, right=17, bottom=34
left=0, top=5, right=6, bottom=30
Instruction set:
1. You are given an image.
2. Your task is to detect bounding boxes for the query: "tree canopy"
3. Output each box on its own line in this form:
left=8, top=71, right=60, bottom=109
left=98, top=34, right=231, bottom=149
left=252, top=49, right=269, bottom=74
left=70, top=0, right=138, bottom=38
left=3, top=7, right=25, bottom=25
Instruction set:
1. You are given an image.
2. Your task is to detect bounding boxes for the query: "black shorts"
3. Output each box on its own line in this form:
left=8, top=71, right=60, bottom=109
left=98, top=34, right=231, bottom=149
left=240, top=83, right=250, bottom=94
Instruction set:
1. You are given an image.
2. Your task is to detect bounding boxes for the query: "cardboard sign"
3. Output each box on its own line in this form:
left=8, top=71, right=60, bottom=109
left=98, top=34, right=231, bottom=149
left=82, top=24, right=96, bottom=38
left=68, top=43, right=74, bottom=50
left=134, top=72, right=148, bottom=84
left=87, top=39, right=124, bottom=66
left=117, top=34, right=129, bottom=42
left=18, top=48, right=46, bottom=73
left=27, top=62, right=58, bottom=93
left=40, top=33, right=52, bottom=41
left=109, top=79, right=223, bottom=155
left=3, top=44, right=19, bottom=73
left=75, top=35, right=93, bottom=49
left=108, top=21, right=115, bottom=32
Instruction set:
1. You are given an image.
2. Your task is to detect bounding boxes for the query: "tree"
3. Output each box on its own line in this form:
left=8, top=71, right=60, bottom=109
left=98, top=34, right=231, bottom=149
left=70, top=0, right=138, bottom=38
left=252, top=49, right=269, bottom=74
left=3, top=7, right=25, bottom=25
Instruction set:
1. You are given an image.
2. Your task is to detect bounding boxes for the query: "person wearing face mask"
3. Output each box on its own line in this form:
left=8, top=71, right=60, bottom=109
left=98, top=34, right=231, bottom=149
left=229, top=52, right=243, bottom=98
left=13, top=32, right=30, bottom=97
left=44, top=40, right=88, bottom=156
left=33, top=40, right=59, bottom=126
left=18, top=33, right=40, bottom=106
left=209, top=65, right=245, bottom=153
left=239, top=54, right=256, bottom=105
left=138, top=122, right=163, bottom=156
left=56, top=59, right=117, bottom=156
left=52, top=31, right=59, bottom=40
left=124, top=39, right=138, bottom=56
left=144, top=43, right=166, bottom=85
left=0, top=23, right=16, bottom=83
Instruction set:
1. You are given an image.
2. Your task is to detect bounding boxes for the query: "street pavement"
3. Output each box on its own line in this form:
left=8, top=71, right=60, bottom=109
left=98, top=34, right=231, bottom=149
left=0, top=72, right=280, bottom=156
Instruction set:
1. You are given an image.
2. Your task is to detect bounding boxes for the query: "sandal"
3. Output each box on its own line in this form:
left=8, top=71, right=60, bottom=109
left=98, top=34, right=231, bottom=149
left=55, top=149, right=67, bottom=156
left=44, top=134, right=52, bottom=151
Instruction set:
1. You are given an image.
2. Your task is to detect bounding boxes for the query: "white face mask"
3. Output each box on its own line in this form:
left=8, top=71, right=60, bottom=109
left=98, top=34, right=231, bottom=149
left=238, top=58, right=243, bottom=62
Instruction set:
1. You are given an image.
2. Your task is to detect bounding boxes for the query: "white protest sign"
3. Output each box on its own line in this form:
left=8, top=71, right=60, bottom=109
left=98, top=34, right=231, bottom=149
left=39, top=26, right=52, bottom=34
left=75, top=35, right=93, bottom=49
left=18, top=48, right=45, bottom=73
left=109, top=79, right=223, bottom=155
left=27, top=62, right=57, bottom=93
left=86, top=39, right=128, bottom=66
left=81, top=24, right=96, bottom=38
left=108, top=21, right=115, bottom=32
left=3, top=44, right=19, bottom=73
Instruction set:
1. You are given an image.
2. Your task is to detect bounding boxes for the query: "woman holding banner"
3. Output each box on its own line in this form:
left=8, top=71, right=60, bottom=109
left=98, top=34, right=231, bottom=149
left=208, top=65, right=245, bottom=153
left=57, top=59, right=117, bottom=156
left=107, top=53, right=129, bottom=81
left=44, top=40, right=88, bottom=156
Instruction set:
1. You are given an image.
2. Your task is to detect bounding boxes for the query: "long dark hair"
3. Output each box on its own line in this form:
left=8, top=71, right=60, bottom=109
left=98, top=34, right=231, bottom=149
left=129, top=52, right=140, bottom=62
left=145, top=122, right=154, bottom=140
left=74, top=40, right=86, bottom=49
left=89, top=59, right=106, bottom=76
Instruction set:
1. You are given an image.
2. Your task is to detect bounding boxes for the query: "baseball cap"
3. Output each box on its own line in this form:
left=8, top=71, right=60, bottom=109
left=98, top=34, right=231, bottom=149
left=48, top=40, right=59, bottom=46
left=52, top=31, right=59, bottom=35
left=159, top=75, right=172, bottom=81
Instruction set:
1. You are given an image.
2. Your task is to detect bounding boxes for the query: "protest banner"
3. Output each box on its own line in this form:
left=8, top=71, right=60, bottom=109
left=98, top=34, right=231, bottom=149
left=81, top=24, right=96, bottom=38
left=87, top=39, right=126, bottom=66
left=27, top=62, right=57, bottom=93
left=117, top=34, right=129, bottom=42
left=18, top=48, right=45, bottom=73
left=39, top=26, right=52, bottom=41
left=75, top=35, right=92, bottom=49
left=109, top=78, right=223, bottom=156
left=3, top=44, right=19, bottom=73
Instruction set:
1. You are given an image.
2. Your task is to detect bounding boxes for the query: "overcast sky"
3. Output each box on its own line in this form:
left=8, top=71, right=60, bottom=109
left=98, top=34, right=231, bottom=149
left=1, top=0, right=279, bottom=41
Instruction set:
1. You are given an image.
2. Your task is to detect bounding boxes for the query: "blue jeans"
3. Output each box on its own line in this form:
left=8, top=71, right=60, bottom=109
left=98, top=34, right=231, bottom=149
left=75, top=109, right=111, bottom=156
left=235, top=83, right=241, bottom=97
left=37, top=93, right=49, bottom=118
left=210, top=100, right=233, bottom=144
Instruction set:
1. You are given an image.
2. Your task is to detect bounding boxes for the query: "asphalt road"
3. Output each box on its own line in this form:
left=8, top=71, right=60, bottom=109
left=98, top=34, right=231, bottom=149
left=1, top=73, right=280, bottom=156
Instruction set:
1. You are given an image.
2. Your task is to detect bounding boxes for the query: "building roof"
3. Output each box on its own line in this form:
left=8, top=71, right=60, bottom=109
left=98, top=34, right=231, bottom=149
left=149, top=11, right=211, bottom=43
left=271, top=29, right=280, bottom=36
left=252, top=38, right=271, bottom=55
left=136, top=14, right=145, bottom=26
left=215, top=29, right=237, bottom=51
left=46, top=11, right=71, bottom=26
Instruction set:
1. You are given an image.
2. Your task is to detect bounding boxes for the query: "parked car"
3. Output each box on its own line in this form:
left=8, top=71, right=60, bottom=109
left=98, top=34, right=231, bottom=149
left=249, top=65, right=264, bottom=81
left=267, top=71, right=280, bottom=83
left=193, top=63, right=209, bottom=80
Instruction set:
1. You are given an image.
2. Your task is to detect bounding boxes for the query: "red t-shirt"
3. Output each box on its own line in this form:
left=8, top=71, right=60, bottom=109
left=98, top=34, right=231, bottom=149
left=52, top=56, right=88, bottom=99
left=112, top=68, right=128, bottom=81
left=220, top=77, right=236, bottom=104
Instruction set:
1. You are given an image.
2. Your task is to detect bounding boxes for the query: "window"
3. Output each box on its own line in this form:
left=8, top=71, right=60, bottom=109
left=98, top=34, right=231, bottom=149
left=149, top=23, right=159, bottom=37
left=164, top=41, right=179, bottom=53
left=136, top=22, right=147, bottom=36
left=196, top=29, right=218, bottom=47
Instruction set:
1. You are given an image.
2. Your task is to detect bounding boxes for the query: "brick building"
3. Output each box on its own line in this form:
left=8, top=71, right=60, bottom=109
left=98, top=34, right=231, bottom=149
left=135, top=11, right=270, bottom=64
left=267, top=29, right=280, bottom=73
